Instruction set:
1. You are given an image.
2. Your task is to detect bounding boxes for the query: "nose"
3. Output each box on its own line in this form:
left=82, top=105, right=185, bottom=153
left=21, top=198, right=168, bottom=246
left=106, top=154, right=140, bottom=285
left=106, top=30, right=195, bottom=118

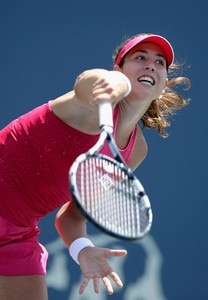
left=144, top=62, right=155, bottom=72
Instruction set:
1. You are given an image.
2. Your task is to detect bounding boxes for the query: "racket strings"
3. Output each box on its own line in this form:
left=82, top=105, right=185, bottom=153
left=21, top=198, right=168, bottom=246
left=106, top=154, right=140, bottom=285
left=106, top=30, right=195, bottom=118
left=76, top=157, right=149, bottom=238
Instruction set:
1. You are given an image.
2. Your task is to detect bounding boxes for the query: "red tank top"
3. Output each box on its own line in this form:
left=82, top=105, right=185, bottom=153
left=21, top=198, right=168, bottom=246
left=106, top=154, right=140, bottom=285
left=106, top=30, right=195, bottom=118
left=0, top=102, right=137, bottom=226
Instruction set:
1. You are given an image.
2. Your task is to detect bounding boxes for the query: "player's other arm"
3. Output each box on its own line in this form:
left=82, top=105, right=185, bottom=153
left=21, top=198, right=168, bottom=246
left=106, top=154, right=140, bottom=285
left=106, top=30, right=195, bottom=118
left=55, top=201, right=87, bottom=248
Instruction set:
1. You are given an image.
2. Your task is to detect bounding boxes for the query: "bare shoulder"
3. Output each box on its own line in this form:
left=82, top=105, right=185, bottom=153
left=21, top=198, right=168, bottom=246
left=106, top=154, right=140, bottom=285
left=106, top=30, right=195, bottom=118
left=128, top=126, right=148, bottom=170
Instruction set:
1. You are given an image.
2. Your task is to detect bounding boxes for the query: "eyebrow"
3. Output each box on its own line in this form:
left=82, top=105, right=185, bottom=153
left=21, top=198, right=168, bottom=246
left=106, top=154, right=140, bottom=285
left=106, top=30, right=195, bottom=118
left=132, top=49, right=166, bottom=60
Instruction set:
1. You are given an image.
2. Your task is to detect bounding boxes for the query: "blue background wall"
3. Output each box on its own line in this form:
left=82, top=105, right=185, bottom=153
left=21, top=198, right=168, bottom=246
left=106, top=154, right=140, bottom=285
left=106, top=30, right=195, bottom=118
left=0, top=1, right=207, bottom=299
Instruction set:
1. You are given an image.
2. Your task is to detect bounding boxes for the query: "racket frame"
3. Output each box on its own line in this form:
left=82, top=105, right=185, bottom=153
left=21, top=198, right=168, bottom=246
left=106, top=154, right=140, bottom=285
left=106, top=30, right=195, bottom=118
left=69, top=102, right=153, bottom=240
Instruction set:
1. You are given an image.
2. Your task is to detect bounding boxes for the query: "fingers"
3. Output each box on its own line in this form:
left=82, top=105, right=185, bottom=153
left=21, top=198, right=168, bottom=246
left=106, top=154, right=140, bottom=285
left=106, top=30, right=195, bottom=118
left=102, top=272, right=123, bottom=294
left=102, top=276, right=113, bottom=295
left=108, top=271, right=123, bottom=288
left=106, top=249, right=127, bottom=257
left=92, top=85, right=115, bottom=103
left=79, top=275, right=101, bottom=295
left=79, top=273, right=103, bottom=295
left=79, top=248, right=127, bottom=295
left=79, top=271, right=124, bottom=295
left=92, top=78, right=112, bottom=99
left=93, top=277, right=100, bottom=294
left=91, top=73, right=127, bottom=104
left=79, top=275, right=111, bottom=295
left=79, top=275, right=90, bottom=295
left=80, top=275, right=122, bottom=295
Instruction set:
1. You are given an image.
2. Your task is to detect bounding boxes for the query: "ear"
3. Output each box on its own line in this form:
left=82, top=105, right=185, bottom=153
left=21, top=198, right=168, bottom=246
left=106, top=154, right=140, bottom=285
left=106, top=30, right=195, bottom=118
left=159, top=79, right=169, bottom=99
left=113, top=64, right=122, bottom=71
left=164, top=78, right=168, bottom=88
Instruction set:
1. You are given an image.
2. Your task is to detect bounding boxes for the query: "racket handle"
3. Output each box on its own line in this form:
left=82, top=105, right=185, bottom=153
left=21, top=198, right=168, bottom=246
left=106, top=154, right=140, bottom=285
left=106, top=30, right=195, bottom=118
left=99, top=102, right=113, bottom=128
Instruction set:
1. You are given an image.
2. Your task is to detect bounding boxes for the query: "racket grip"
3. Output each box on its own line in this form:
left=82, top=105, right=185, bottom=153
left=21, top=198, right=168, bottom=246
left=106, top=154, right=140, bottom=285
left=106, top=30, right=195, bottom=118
left=99, top=102, right=113, bottom=128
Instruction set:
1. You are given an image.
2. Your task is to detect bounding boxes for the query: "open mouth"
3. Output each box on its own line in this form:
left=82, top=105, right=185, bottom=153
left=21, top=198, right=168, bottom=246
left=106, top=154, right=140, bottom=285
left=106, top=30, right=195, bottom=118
left=137, top=76, right=155, bottom=85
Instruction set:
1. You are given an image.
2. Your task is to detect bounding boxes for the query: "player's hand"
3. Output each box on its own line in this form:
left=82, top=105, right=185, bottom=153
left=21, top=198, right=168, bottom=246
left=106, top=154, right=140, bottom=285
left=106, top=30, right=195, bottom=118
left=91, top=71, right=130, bottom=104
left=78, top=246, right=127, bottom=295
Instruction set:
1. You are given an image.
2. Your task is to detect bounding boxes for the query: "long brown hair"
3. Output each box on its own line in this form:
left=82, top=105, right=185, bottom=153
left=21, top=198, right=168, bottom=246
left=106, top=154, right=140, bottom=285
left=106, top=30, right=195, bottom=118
left=113, top=34, right=191, bottom=137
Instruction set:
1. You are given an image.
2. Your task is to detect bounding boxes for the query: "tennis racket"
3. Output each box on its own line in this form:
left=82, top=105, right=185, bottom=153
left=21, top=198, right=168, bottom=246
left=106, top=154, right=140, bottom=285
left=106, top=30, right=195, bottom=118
left=69, top=102, right=153, bottom=240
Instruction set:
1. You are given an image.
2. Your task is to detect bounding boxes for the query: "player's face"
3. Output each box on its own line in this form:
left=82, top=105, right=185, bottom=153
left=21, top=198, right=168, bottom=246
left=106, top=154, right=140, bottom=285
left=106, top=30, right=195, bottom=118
left=116, top=42, right=168, bottom=101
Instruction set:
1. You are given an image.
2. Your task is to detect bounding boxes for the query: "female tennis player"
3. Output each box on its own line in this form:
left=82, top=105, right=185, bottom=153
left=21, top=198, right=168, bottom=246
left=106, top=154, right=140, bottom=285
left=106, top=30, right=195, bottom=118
left=0, top=33, right=190, bottom=299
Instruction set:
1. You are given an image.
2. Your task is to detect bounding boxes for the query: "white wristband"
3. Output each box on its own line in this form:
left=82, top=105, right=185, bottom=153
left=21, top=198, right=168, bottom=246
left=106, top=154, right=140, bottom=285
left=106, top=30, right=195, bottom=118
left=69, top=238, right=95, bottom=265
left=109, top=71, right=131, bottom=97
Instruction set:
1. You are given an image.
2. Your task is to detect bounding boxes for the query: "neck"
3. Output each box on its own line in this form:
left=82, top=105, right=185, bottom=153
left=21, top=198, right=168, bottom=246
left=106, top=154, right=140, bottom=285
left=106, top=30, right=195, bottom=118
left=119, top=97, right=151, bottom=125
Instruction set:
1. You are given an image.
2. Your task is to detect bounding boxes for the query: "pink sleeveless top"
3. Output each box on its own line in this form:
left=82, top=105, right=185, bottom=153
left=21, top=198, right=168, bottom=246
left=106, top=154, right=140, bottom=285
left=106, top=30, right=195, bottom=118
left=0, top=102, right=137, bottom=226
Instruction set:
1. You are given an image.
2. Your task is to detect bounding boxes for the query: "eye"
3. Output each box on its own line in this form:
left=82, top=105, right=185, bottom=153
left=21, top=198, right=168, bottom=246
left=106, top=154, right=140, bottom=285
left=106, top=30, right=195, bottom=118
left=135, top=55, right=145, bottom=61
left=156, top=58, right=166, bottom=67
